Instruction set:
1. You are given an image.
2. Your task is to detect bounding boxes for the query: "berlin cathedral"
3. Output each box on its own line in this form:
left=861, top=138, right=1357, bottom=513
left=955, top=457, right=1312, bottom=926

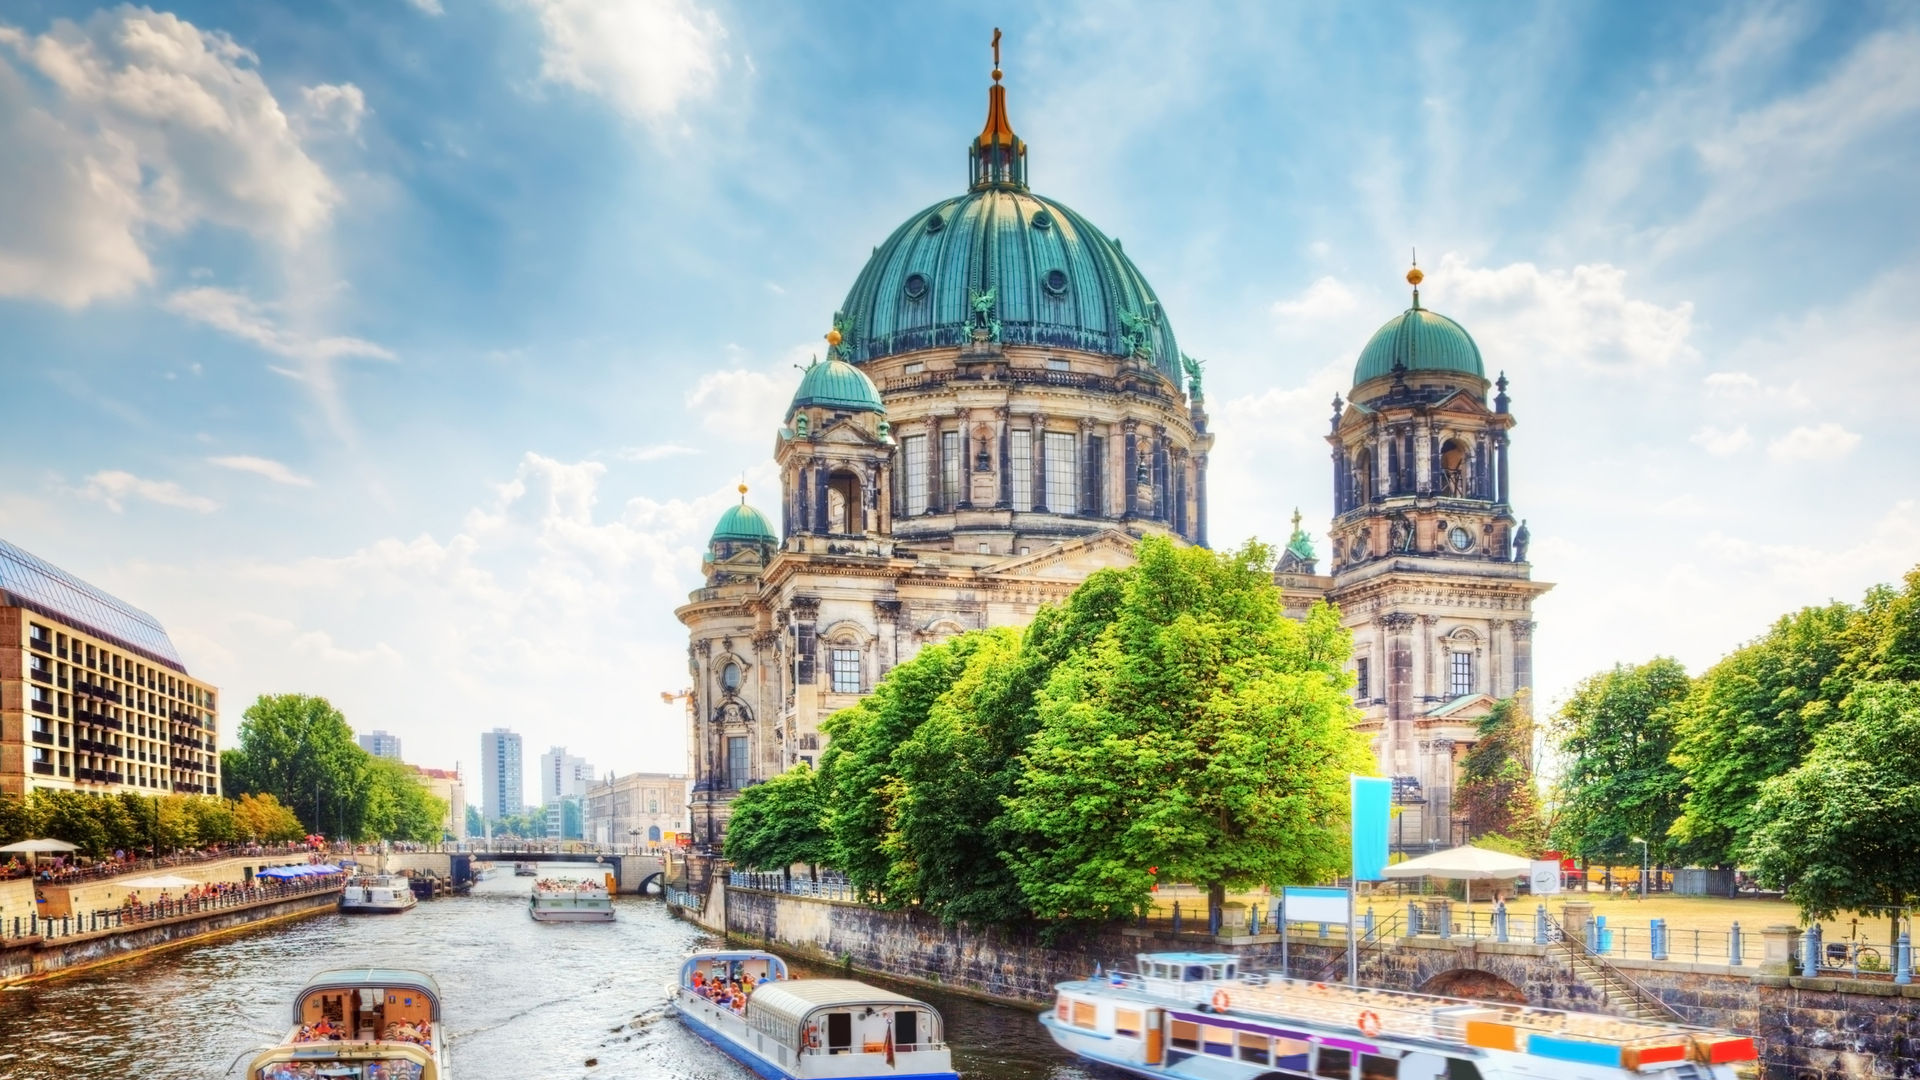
left=676, top=42, right=1550, bottom=853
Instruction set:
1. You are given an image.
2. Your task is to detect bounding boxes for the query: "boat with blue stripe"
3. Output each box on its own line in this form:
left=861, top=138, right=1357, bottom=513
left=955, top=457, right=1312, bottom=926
left=669, top=949, right=958, bottom=1080
left=1040, top=951, right=1757, bottom=1079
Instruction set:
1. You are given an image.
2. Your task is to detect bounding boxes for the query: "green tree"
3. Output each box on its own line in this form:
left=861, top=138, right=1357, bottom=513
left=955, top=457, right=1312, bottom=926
left=0, top=791, right=40, bottom=846
left=360, top=758, right=448, bottom=843
left=234, top=793, right=306, bottom=843
left=1004, top=537, right=1373, bottom=927
left=1669, top=604, right=1858, bottom=865
left=724, top=764, right=832, bottom=881
left=1457, top=695, right=1545, bottom=850
left=465, top=804, right=484, bottom=838
left=1552, top=658, right=1690, bottom=866
left=223, top=693, right=370, bottom=837
left=1747, top=680, right=1920, bottom=944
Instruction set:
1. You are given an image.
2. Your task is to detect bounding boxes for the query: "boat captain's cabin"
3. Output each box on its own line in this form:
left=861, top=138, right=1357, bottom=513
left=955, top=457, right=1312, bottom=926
left=1137, top=952, right=1240, bottom=985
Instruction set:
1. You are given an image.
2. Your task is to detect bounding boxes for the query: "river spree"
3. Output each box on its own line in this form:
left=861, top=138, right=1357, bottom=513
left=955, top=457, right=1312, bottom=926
left=0, top=868, right=1091, bottom=1079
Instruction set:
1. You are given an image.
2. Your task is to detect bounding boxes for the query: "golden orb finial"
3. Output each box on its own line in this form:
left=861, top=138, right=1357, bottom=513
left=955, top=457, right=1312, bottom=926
left=825, top=327, right=842, bottom=348
left=1406, top=266, right=1424, bottom=287
left=737, top=482, right=749, bottom=500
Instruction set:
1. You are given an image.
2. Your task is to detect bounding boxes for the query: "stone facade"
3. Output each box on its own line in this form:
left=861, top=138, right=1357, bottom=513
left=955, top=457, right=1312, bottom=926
left=582, top=770, right=688, bottom=848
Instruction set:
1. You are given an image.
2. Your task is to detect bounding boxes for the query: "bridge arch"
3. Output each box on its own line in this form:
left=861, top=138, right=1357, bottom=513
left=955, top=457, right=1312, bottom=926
left=639, top=872, right=665, bottom=895
left=1419, top=967, right=1527, bottom=1005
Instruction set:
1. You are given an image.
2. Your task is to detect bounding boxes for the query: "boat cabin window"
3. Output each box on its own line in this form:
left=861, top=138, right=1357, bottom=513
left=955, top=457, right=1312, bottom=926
left=1071, top=1000, right=1097, bottom=1030
left=1316, top=1045, right=1353, bottom=1079
left=895, top=1009, right=918, bottom=1049
left=1444, top=1061, right=1485, bottom=1080
left=826, top=1011, right=852, bottom=1054
left=1360, top=1053, right=1401, bottom=1080
left=1114, top=1009, right=1142, bottom=1038
left=1170, top=1019, right=1201, bottom=1052
left=1238, top=1032, right=1271, bottom=1064
left=1185, top=965, right=1207, bottom=981
left=1274, top=1036, right=1312, bottom=1072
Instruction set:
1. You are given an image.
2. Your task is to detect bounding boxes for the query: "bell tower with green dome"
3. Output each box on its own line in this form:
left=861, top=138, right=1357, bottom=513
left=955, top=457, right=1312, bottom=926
left=675, top=32, right=1217, bottom=857
left=1315, top=263, right=1554, bottom=851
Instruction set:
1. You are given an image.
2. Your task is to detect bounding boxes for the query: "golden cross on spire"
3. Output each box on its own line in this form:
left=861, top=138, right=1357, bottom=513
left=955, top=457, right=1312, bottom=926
left=1291, top=507, right=1303, bottom=533
left=992, top=27, right=1002, bottom=71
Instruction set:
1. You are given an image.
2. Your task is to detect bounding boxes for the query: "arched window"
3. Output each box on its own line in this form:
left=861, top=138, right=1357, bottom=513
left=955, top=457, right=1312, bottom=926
left=1351, top=450, right=1371, bottom=505
left=1440, top=438, right=1469, bottom=498
left=720, top=661, right=741, bottom=692
left=648, top=825, right=662, bottom=843
left=827, top=470, right=861, bottom=534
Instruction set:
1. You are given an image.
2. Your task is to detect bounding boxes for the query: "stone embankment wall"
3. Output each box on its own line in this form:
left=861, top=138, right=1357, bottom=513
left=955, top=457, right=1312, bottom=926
left=0, top=877, right=35, bottom=926
left=0, top=887, right=339, bottom=985
left=713, top=884, right=1920, bottom=1080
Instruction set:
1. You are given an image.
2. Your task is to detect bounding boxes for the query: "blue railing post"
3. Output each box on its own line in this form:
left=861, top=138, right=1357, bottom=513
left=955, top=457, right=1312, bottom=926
left=1728, top=921, right=1742, bottom=967
left=1493, top=900, right=1509, bottom=943
left=1406, top=901, right=1420, bottom=937
left=1896, top=930, right=1911, bottom=985
left=1172, top=901, right=1182, bottom=934
left=1534, top=904, right=1549, bottom=945
left=1363, top=907, right=1375, bottom=938
left=1248, top=905, right=1259, bottom=936
left=1651, top=918, right=1668, bottom=961
left=1801, top=924, right=1817, bottom=976
left=1210, top=904, right=1221, bottom=937
left=1319, top=921, right=1329, bottom=939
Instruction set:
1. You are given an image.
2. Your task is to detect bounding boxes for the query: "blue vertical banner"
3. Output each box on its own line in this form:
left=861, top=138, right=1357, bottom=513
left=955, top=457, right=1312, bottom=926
left=1351, top=775, right=1391, bottom=881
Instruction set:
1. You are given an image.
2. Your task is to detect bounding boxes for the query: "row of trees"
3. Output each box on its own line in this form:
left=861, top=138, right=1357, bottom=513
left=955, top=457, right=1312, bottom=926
left=0, top=788, right=306, bottom=856
left=220, top=694, right=447, bottom=844
left=726, top=537, right=1375, bottom=930
left=1553, top=566, right=1920, bottom=928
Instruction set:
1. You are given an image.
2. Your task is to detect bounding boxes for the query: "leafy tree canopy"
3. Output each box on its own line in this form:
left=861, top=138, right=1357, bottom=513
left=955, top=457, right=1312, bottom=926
left=1551, top=658, right=1690, bottom=864
left=1004, top=537, right=1373, bottom=925
left=1458, top=695, right=1546, bottom=852
left=724, top=763, right=832, bottom=874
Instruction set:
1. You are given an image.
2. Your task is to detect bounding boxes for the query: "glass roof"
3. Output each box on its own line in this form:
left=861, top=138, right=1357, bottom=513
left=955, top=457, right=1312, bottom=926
left=0, top=537, right=185, bottom=670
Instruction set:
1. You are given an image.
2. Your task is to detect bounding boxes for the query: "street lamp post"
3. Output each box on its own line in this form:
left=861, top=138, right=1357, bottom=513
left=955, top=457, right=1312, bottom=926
left=1631, top=836, right=1649, bottom=899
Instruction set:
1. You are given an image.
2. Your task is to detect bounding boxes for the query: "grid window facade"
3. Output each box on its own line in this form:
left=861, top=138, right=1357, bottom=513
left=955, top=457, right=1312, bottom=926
left=1354, top=658, right=1370, bottom=701
left=1044, top=432, right=1078, bottom=514
left=830, top=648, right=861, bottom=694
left=1451, top=651, right=1474, bottom=697
left=726, top=736, right=750, bottom=790
left=901, top=435, right=929, bottom=515
left=941, top=430, right=962, bottom=507
left=1010, top=430, right=1033, bottom=511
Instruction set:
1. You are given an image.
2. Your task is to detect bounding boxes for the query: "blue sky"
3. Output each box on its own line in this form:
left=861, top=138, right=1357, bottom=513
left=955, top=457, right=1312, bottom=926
left=3, top=1, right=1916, bottom=800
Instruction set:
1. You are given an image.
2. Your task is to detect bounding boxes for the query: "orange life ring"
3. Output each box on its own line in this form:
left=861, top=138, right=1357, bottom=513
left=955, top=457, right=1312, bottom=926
left=1357, top=1010, right=1383, bottom=1037
left=1211, top=988, right=1231, bottom=1012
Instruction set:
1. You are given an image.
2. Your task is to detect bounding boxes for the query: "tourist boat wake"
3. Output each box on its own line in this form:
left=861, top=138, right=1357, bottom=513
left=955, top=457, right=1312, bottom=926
left=669, top=949, right=958, bottom=1080
left=339, top=873, right=419, bottom=915
left=528, top=874, right=616, bottom=922
left=246, top=967, right=447, bottom=1080
left=1041, top=951, right=1759, bottom=1080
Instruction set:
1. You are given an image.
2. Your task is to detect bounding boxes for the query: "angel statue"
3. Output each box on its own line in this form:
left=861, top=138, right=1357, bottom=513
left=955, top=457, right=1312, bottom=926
left=1180, top=352, right=1206, bottom=397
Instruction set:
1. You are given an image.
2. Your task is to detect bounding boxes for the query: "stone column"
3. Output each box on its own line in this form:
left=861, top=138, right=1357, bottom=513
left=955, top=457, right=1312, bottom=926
left=1495, top=431, right=1511, bottom=506
left=1511, top=619, right=1536, bottom=696
left=1195, top=452, right=1209, bottom=548
left=1489, top=619, right=1509, bottom=699
left=1381, top=612, right=1416, bottom=777
left=1172, top=448, right=1189, bottom=537
left=1122, top=420, right=1139, bottom=517
left=1373, top=434, right=1390, bottom=501
left=1418, top=615, right=1438, bottom=702
left=928, top=420, right=945, bottom=513
left=1078, top=417, right=1098, bottom=518
left=812, top=459, right=829, bottom=536
left=1031, top=414, right=1049, bottom=512
left=955, top=408, right=974, bottom=511
left=996, top=407, right=1012, bottom=508
left=1415, top=417, right=1433, bottom=495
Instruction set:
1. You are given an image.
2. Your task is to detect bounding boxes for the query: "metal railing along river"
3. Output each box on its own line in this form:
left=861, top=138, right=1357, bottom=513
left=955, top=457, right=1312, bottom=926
left=1, top=872, right=345, bottom=941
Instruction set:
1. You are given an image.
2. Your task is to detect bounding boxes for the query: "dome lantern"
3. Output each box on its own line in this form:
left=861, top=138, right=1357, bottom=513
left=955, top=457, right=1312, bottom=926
left=970, top=28, right=1027, bottom=191
left=1351, top=262, right=1485, bottom=388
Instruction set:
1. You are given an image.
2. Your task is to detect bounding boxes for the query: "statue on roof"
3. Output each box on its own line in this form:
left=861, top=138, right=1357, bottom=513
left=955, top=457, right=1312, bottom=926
left=1275, top=507, right=1318, bottom=575
left=1180, top=352, right=1206, bottom=398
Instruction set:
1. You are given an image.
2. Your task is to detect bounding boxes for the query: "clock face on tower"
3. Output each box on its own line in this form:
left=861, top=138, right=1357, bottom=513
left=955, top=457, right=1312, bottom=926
left=1448, top=526, right=1474, bottom=552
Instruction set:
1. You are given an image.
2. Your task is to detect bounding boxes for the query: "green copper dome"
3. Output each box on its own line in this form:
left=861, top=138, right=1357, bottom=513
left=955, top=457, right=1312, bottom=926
left=838, top=189, right=1181, bottom=381
left=710, top=501, right=777, bottom=545
left=789, top=358, right=885, bottom=414
left=1353, top=301, right=1485, bottom=386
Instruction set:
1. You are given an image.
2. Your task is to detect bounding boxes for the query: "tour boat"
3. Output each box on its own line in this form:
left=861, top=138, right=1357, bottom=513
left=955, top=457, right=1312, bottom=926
left=669, top=949, right=957, bottom=1080
left=1041, top=951, right=1759, bottom=1080
left=514, top=861, right=538, bottom=876
left=246, top=967, right=448, bottom=1080
left=528, top=874, right=616, bottom=922
left=339, top=873, right=420, bottom=915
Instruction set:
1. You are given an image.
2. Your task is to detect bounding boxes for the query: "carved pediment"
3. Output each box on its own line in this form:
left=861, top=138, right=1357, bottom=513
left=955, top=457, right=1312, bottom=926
left=984, top=528, right=1141, bottom=581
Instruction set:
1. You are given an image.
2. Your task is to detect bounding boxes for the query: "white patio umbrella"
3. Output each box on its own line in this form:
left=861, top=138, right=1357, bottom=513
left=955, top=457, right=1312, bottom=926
left=117, top=874, right=200, bottom=889
left=0, top=838, right=79, bottom=853
left=1381, top=844, right=1532, bottom=902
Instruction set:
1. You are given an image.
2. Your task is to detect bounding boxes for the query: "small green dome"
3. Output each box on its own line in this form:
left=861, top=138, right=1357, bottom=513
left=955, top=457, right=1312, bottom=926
left=790, top=358, right=884, bottom=414
left=1353, top=304, right=1485, bottom=386
left=710, top=501, right=777, bottom=545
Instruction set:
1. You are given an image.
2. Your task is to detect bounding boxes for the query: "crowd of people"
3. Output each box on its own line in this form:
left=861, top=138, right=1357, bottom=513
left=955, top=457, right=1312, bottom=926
left=689, top=967, right=773, bottom=1015
left=1, top=841, right=312, bottom=884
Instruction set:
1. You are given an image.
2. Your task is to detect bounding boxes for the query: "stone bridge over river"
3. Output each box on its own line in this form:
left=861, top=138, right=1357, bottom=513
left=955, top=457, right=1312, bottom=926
left=386, top=849, right=669, bottom=894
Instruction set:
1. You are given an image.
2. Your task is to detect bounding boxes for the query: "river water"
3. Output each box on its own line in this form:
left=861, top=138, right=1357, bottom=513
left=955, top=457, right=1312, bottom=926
left=0, top=868, right=1093, bottom=1079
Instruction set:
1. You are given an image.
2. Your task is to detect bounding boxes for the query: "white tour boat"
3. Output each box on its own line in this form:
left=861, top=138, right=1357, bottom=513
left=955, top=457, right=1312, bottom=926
left=513, top=861, right=538, bottom=876
left=339, top=873, right=420, bottom=915
left=528, top=874, right=616, bottom=922
left=1041, top=951, right=1759, bottom=1080
left=246, top=967, right=447, bottom=1080
left=670, top=949, right=958, bottom=1080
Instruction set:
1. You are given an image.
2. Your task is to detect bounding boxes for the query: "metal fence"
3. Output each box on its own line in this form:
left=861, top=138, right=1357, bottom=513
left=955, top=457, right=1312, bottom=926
left=727, top=871, right=855, bottom=901
left=665, top=886, right=705, bottom=914
left=2, top=873, right=345, bottom=941
left=1, top=842, right=316, bottom=885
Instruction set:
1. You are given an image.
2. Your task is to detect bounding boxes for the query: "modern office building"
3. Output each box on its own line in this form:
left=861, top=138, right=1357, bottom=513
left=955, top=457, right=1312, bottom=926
left=0, top=537, right=220, bottom=798
left=583, top=771, right=688, bottom=848
left=538, top=746, right=592, bottom=805
left=478, top=727, right=523, bottom=822
left=358, top=729, right=402, bottom=761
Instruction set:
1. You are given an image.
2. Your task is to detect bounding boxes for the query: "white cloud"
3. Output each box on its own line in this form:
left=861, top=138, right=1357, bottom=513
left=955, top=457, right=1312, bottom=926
left=685, top=345, right=809, bottom=437
left=0, top=8, right=340, bottom=307
left=613, top=444, right=700, bottom=463
left=407, top=0, right=445, bottom=15
left=78, top=470, right=218, bottom=513
left=1689, top=425, right=1751, bottom=457
left=208, top=455, right=314, bottom=487
left=1272, top=276, right=1358, bottom=321
left=1422, top=254, right=1696, bottom=373
left=1767, top=422, right=1861, bottom=463
left=1703, top=372, right=1759, bottom=395
left=1701, top=370, right=1811, bottom=410
left=524, top=0, right=728, bottom=128
left=296, top=83, right=367, bottom=138
left=164, top=286, right=393, bottom=436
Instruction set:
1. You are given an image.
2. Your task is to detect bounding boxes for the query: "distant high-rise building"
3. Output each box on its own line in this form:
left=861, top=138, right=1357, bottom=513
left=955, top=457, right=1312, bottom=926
left=358, top=729, right=402, bottom=761
left=479, top=728, right=523, bottom=822
left=538, top=746, right=592, bottom=805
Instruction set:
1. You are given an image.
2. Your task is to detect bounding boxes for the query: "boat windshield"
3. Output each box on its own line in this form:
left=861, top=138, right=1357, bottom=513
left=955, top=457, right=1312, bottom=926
left=257, top=1054, right=427, bottom=1080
